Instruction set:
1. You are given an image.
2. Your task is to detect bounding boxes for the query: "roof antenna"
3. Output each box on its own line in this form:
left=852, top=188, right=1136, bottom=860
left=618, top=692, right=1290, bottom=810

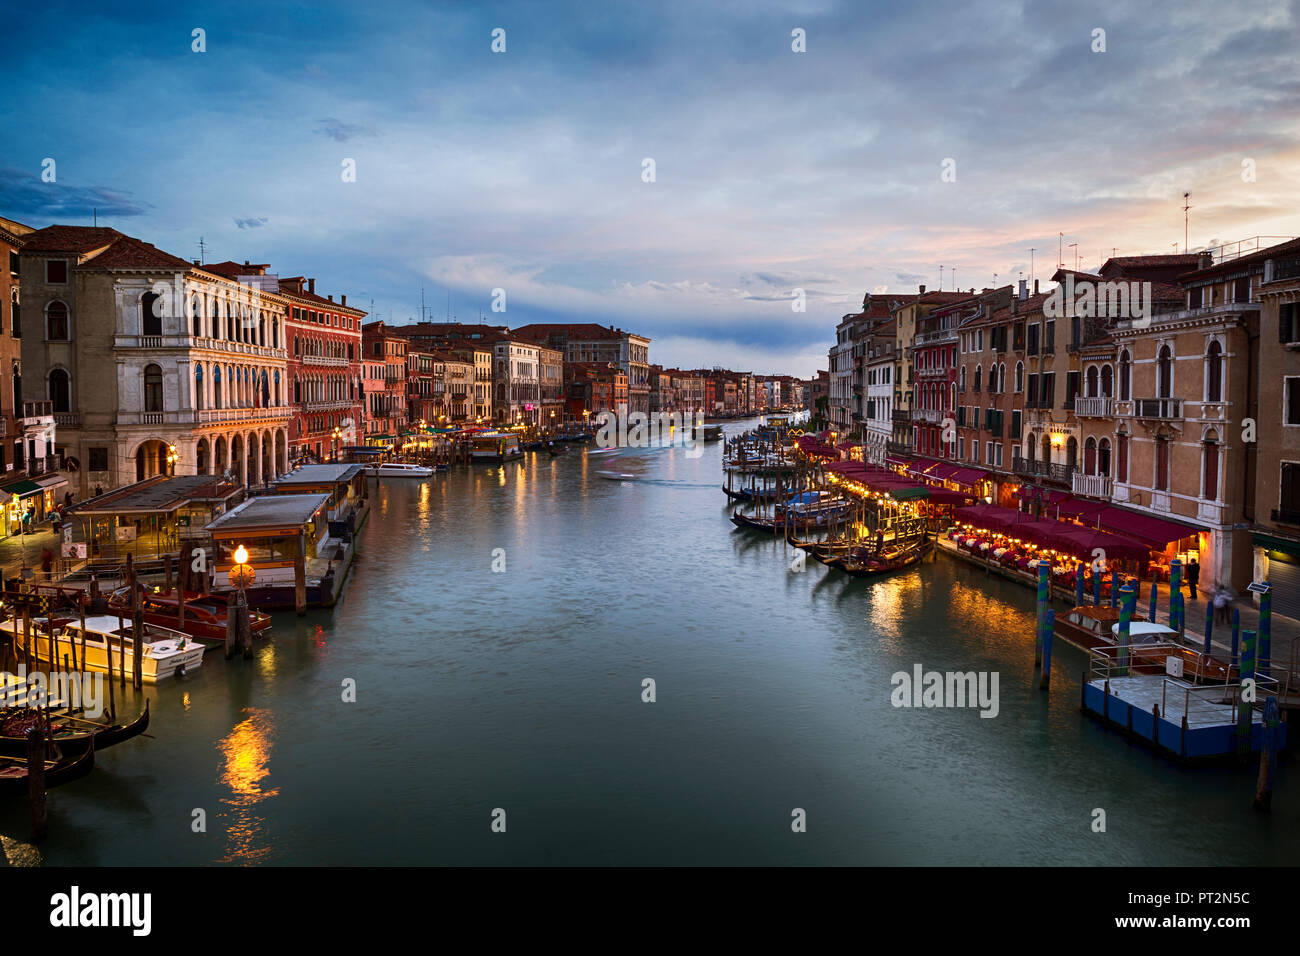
left=939, top=265, right=944, bottom=291
left=1183, top=192, right=1192, bottom=253
left=197, top=236, right=207, bottom=265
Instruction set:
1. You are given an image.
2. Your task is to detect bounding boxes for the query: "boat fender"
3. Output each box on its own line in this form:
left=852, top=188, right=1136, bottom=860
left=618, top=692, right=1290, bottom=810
left=176, top=663, right=186, bottom=679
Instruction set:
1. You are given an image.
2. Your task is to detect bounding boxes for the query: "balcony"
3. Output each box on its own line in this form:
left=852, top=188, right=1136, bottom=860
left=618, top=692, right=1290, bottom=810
left=195, top=406, right=293, bottom=425
left=1074, top=396, right=1114, bottom=418
left=22, top=401, right=52, bottom=418
left=1134, top=398, right=1182, bottom=420
left=886, top=439, right=914, bottom=456
left=913, top=408, right=944, bottom=424
left=53, top=412, right=78, bottom=427
left=891, top=409, right=912, bottom=424
left=1012, top=456, right=1076, bottom=484
left=302, top=354, right=349, bottom=367
left=1072, top=472, right=1113, bottom=499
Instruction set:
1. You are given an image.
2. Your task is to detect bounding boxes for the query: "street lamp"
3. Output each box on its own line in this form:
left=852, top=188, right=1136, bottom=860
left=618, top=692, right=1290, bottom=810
left=228, top=543, right=256, bottom=591
left=166, top=444, right=179, bottom=475
left=331, top=426, right=342, bottom=461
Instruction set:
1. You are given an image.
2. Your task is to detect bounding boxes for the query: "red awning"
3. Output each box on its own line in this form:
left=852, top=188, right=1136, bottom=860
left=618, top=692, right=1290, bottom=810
left=928, top=488, right=974, bottom=505
left=949, top=467, right=989, bottom=487
left=1053, top=527, right=1153, bottom=562
left=1095, top=507, right=1202, bottom=548
left=1054, top=497, right=1108, bottom=520
left=1015, top=485, right=1071, bottom=505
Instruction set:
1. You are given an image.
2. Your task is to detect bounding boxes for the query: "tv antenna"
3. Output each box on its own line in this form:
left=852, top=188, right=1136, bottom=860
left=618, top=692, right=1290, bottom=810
left=1182, top=192, right=1192, bottom=253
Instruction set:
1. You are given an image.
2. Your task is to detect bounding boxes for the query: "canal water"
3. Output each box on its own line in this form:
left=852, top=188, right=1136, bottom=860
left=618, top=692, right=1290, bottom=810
left=4, top=420, right=1297, bottom=865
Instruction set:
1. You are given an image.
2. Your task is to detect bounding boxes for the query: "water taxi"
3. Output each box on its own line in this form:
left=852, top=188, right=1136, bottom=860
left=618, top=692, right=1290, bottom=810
left=366, top=462, right=435, bottom=478
left=0, top=615, right=204, bottom=682
left=108, top=586, right=272, bottom=646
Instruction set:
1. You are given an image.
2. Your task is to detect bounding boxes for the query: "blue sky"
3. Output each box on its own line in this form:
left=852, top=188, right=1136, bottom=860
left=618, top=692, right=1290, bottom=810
left=2, top=0, right=1298, bottom=376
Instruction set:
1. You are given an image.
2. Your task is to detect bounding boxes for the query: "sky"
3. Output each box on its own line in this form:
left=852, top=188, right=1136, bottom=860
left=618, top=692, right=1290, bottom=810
left=2, top=0, right=1299, bottom=377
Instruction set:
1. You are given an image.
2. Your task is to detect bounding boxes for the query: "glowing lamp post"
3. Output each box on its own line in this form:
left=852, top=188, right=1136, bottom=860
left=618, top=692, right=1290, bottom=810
left=331, top=426, right=342, bottom=462
left=228, top=544, right=255, bottom=591
left=225, top=544, right=255, bottom=659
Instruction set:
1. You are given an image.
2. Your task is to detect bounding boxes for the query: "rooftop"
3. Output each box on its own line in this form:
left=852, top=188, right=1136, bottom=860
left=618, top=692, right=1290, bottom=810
left=205, top=493, right=331, bottom=535
left=272, top=464, right=365, bottom=486
left=71, top=475, right=241, bottom=516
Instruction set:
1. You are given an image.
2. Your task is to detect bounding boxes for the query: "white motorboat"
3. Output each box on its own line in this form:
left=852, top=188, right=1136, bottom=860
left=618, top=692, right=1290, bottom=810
left=0, top=614, right=204, bottom=683
left=366, top=462, right=435, bottom=478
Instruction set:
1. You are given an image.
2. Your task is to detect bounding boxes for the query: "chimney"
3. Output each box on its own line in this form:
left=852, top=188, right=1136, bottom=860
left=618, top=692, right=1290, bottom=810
left=308, top=278, right=315, bottom=294
left=1034, top=279, right=1040, bottom=295
left=341, top=294, right=347, bottom=306
left=918, top=284, right=926, bottom=294
left=1018, top=278, right=1028, bottom=300
left=192, top=259, right=200, bottom=266
left=328, top=294, right=333, bottom=302
left=244, top=259, right=249, bottom=267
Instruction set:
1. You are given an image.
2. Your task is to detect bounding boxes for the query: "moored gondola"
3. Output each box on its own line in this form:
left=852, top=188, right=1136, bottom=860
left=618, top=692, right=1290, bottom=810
left=837, top=539, right=934, bottom=578
left=0, top=740, right=95, bottom=795
left=0, top=701, right=150, bottom=758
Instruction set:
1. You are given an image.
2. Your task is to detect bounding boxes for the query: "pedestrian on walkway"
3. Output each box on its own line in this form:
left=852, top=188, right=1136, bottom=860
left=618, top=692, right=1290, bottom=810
left=1213, top=586, right=1231, bottom=626
left=1186, top=558, right=1200, bottom=599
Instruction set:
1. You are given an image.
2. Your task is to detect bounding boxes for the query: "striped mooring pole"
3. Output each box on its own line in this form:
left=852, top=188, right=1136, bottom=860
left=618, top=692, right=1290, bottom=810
left=1169, top=558, right=1183, bottom=632
left=1110, top=569, right=1119, bottom=609
left=1075, top=562, right=1084, bottom=607
left=1035, top=560, right=1049, bottom=666
left=1236, top=629, right=1257, bottom=758
left=1116, top=579, right=1137, bottom=675
left=1148, top=580, right=1158, bottom=624
left=1231, top=608, right=1241, bottom=667
left=1040, top=609, right=1055, bottom=689
left=1203, top=600, right=1214, bottom=657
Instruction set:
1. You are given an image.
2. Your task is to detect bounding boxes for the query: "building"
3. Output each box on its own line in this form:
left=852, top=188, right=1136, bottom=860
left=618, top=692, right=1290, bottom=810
left=491, top=337, right=541, bottom=427
left=512, top=323, right=651, bottom=414
left=18, top=226, right=292, bottom=495
left=565, top=362, right=627, bottom=420
left=275, top=273, right=365, bottom=463
left=361, top=321, right=408, bottom=443
left=538, top=343, right=566, bottom=432
left=0, top=216, right=35, bottom=483
left=1253, top=241, right=1300, bottom=618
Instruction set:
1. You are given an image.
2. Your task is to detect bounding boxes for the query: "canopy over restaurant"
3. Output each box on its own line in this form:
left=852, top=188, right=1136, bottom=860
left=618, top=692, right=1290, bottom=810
left=204, top=492, right=330, bottom=597
left=66, top=475, right=242, bottom=563
left=271, top=464, right=367, bottom=527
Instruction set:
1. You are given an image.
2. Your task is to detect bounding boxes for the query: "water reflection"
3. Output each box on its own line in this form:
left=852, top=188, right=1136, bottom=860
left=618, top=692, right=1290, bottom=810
left=216, top=706, right=279, bottom=863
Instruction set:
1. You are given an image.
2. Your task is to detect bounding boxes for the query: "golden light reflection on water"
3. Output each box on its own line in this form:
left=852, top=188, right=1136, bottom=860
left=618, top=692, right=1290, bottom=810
left=182, top=691, right=191, bottom=712
left=216, top=707, right=279, bottom=863
left=0, top=834, right=41, bottom=866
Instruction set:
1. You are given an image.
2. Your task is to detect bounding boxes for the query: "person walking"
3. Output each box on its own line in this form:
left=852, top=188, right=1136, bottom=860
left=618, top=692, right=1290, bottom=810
left=1186, top=557, right=1200, bottom=600
left=1213, top=586, right=1231, bottom=626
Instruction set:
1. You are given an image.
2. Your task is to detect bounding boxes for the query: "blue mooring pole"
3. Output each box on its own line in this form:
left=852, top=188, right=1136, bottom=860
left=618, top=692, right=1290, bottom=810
left=1148, top=580, right=1158, bottom=623
left=1110, top=569, right=1119, bottom=608
left=1040, top=609, right=1055, bottom=689
left=1204, top=600, right=1214, bottom=657
left=1236, top=629, right=1257, bottom=758
left=1075, top=562, right=1084, bottom=607
left=1231, top=608, right=1241, bottom=668
left=1116, top=580, right=1137, bottom=675
left=1169, top=558, right=1183, bottom=632
left=1035, top=560, right=1049, bottom=666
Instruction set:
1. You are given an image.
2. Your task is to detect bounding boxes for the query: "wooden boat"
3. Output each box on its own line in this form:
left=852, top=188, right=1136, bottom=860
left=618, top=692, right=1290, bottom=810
left=367, top=462, right=435, bottom=478
left=0, top=742, right=94, bottom=795
left=1057, top=606, right=1236, bottom=683
left=108, top=586, right=271, bottom=646
left=0, top=702, right=149, bottom=758
left=0, top=615, right=204, bottom=682
left=838, top=539, right=934, bottom=577
left=722, top=485, right=782, bottom=504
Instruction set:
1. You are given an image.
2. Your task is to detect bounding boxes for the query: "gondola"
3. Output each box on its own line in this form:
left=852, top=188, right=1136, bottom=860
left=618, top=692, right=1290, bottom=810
left=0, top=741, right=95, bottom=795
left=721, top=485, right=781, bottom=504
left=837, top=539, right=934, bottom=578
left=0, top=701, right=149, bottom=758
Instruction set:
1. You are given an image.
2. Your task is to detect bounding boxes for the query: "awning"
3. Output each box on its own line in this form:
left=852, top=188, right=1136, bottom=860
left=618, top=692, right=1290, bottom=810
left=34, top=474, right=67, bottom=492
left=885, top=455, right=913, bottom=468
left=1016, top=485, right=1071, bottom=505
left=341, top=446, right=384, bottom=456
left=1054, top=497, right=1108, bottom=520
left=887, top=486, right=930, bottom=501
left=948, top=467, right=989, bottom=488
left=1095, top=507, right=1202, bottom=548
left=1, top=479, right=42, bottom=499
left=1253, top=531, right=1300, bottom=560
left=927, top=488, right=974, bottom=505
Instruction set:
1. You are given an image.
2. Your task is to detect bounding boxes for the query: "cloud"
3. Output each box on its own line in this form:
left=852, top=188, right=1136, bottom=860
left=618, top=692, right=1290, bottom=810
left=234, top=217, right=269, bottom=229
left=316, top=118, right=378, bottom=142
left=0, top=168, right=149, bottom=219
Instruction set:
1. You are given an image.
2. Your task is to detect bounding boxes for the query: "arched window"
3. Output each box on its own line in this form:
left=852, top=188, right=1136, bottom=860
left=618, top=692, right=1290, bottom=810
left=1118, top=349, right=1131, bottom=401
left=1098, top=437, right=1111, bottom=477
left=141, top=293, right=162, bottom=336
left=144, top=364, right=163, bottom=412
left=973, top=365, right=982, bottom=392
left=1202, top=428, right=1220, bottom=500
left=46, top=301, right=69, bottom=341
left=1085, top=365, right=1099, bottom=398
left=294, top=336, right=300, bottom=357
left=1101, top=364, right=1113, bottom=398
left=1066, top=436, right=1078, bottom=471
left=1084, top=436, right=1097, bottom=475
left=11, top=290, right=20, bottom=337
left=1015, top=361, right=1024, bottom=393
left=1041, top=434, right=1051, bottom=463
left=213, top=365, right=222, bottom=408
left=1206, top=340, right=1223, bottom=402
left=959, top=365, right=966, bottom=391
left=274, top=369, right=281, bottom=405
left=192, top=297, right=202, bottom=337
left=1027, top=431, right=1037, bottom=462
left=48, top=368, right=70, bottom=413
left=294, top=375, right=301, bottom=404
left=195, top=365, right=204, bottom=410
left=1117, top=429, right=1129, bottom=483
left=998, top=363, right=1006, bottom=393
left=1157, top=345, right=1173, bottom=398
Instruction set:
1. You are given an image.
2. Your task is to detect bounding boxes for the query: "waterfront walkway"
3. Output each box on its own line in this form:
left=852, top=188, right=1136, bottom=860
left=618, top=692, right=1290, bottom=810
left=937, top=538, right=1300, bottom=663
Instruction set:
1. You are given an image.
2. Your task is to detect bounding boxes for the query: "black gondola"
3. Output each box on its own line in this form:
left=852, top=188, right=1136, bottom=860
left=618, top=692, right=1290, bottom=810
left=0, top=701, right=149, bottom=758
left=0, top=741, right=95, bottom=795
left=837, top=539, right=934, bottom=578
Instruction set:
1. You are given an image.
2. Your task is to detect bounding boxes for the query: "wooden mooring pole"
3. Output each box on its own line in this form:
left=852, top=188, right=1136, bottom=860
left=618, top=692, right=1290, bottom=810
left=1253, top=697, right=1279, bottom=811
left=27, top=715, right=46, bottom=841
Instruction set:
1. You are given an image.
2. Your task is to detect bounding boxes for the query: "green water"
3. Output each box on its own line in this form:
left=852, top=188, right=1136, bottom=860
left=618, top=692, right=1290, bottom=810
left=2, top=420, right=1295, bottom=865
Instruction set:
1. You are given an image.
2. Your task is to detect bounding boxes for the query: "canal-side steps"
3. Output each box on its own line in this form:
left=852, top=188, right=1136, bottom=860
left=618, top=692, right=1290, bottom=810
left=1081, top=647, right=1288, bottom=761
